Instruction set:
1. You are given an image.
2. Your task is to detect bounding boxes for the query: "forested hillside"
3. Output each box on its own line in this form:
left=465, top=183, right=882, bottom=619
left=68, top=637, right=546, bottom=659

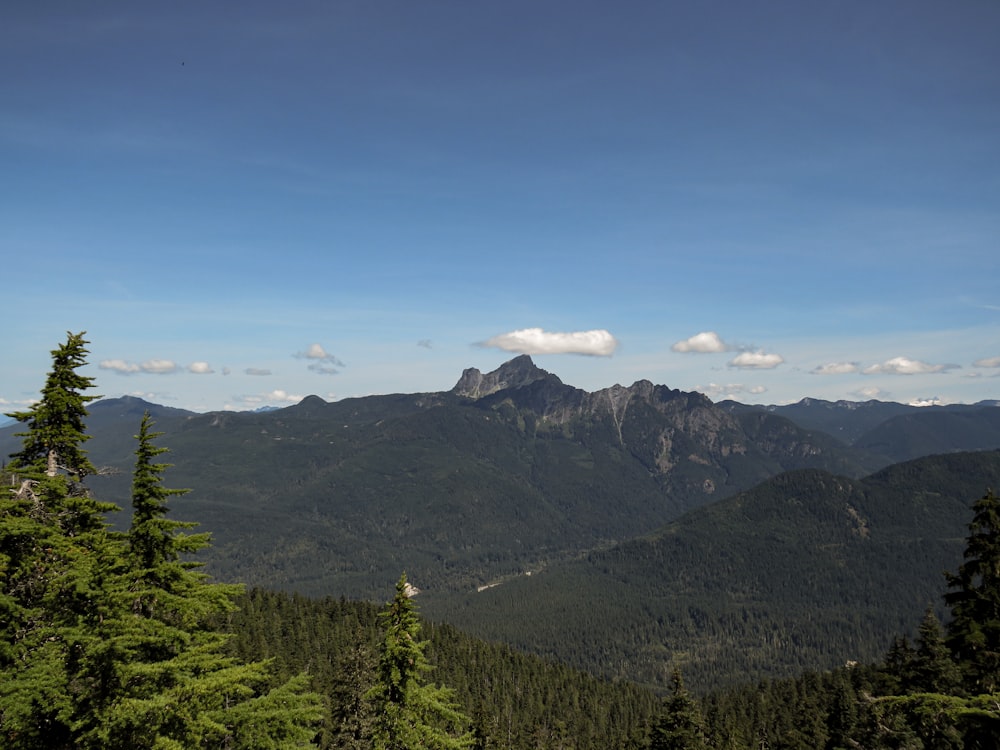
left=425, top=450, right=1000, bottom=692
left=723, top=396, right=1000, bottom=462
left=1, top=356, right=886, bottom=599
left=5, top=333, right=1000, bottom=748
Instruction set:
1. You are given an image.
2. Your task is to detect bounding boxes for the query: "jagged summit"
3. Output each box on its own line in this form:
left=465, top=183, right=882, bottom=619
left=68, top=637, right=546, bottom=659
left=452, top=355, right=561, bottom=399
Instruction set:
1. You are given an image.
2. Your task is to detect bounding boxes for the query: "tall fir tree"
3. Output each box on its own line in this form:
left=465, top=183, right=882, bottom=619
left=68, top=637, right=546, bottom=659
left=7, top=331, right=99, bottom=484
left=1, top=331, right=119, bottom=748
left=647, top=669, right=709, bottom=750
left=911, top=607, right=962, bottom=695
left=367, top=573, right=473, bottom=750
left=71, top=412, right=323, bottom=748
left=2, top=336, right=322, bottom=748
left=944, top=489, right=1000, bottom=695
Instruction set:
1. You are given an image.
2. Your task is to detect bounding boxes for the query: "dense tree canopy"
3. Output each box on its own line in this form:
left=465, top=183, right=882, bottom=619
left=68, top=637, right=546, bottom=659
left=1, top=333, right=321, bottom=748
left=367, top=573, right=473, bottom=750
left=945, top=489, right=1000, bottom=694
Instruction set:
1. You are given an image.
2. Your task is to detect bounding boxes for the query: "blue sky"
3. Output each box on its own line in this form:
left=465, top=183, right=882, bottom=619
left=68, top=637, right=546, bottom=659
left=3, top=1, right=998, bottom=412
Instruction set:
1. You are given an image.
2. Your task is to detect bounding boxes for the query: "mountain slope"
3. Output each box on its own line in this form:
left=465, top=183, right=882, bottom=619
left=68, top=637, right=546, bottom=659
left=421, top=450, right=1000, bottom=692
left=1, top=357, right=876, bottom=600
left=853, top=406, right=1000, bottom=464
left=721, top=397, right=1000, bottom=458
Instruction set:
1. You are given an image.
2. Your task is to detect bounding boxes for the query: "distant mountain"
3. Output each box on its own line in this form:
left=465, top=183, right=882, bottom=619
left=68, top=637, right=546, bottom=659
left=423, top=449, right=1000, bottom=692
left=4, top=359, right=999, bottom=692
left=853, top=406, right=1000, bottom=464
left=721, top=397, right=1000, bottom=459
left=1, top=357, right=876, bottom=599
left=718, top=398, right=916, bottom=444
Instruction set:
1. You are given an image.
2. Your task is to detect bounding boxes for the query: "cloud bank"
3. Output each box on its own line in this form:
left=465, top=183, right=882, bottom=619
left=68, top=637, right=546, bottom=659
left=100, top=358, right=179, bottom=375
left=861, top=357, right=959, bottom=376
left=479, top=328, right=619, bottom=357
left=811, top=362, right=861, bottom=375
left=232, top=389, right=304, bottom=409
left=671, top=331, right=729, bottom=353
left=728, top=351, right=785, bottom=370
left=695, top=383, right=767, bottom=400
left=973, top=356, right=1000, bottom=368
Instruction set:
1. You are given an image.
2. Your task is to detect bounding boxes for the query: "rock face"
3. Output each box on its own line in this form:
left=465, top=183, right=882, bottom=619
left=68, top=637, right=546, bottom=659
left=451, top=354, right=555, bottom=399
left=449, top=356, right=868, bottom=487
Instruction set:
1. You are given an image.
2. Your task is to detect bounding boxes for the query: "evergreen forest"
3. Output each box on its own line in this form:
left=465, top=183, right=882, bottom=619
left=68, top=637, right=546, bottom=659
left=3, top=333, right=1000, bottom=748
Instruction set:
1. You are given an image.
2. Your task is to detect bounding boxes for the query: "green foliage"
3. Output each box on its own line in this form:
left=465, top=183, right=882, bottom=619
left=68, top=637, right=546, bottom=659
left=367, top=574, right=473, bottom=749
left=1, top=332, right=118, bottom=748
left=863, top=489, right=1000, bottom=748
left=223, top=588, right=662, bottom=749
left=1, top=336, right=321, bottom=748
left=911, top=609, right=962, bottom=695
left=945, top=489, right=1000, bottom=695
left=6, top=331, right=99, bottom=483
left=647, top=670, right=708, bottom=750
left=429, top=455, right=1000, bottom=692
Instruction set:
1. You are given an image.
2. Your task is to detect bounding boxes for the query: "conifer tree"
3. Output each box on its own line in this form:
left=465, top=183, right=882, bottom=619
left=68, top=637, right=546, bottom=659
left=647, top=669, right=709, bottom=750
left=944, top=489, right=1000, bottom=694
left=1, top=331, right=118, bottom=748
left=7, top=331, right=99, bottom=485
left=367, top=573, right=473, bottom=750
left=2, top=336, right=322, bottom=748
left=72, top=412, right=323, bottom=748
left=870, top=491, right=1000, bottom=749
left=911, top=608, right=961, bottom=695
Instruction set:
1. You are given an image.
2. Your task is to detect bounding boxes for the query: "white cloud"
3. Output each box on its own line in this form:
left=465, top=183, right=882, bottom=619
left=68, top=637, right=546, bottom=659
left=973, top=356, right=1000, bottom=368
left=728, top=351, right=785, bottom=370
left=417, top=339, right=433, bottom=349
left=862, top=357, right=959, bottom=376
left=141, top=359, right=179, bottom=375
left=671, top=331, right=729, bottom=353
left=99, top=358, right=180, bottom=375
left=295, top=343, right=344, bottom=375
left=235, top=389, right=304, bottom=407
left=188, top=362, right=214, bottom=374
left=99, top=359, right=142, bottom=374
left=479, top=327, right=618, bottom=357
left=245, top=367, right=272, bottom=376
left=695, top=383, right=767, bottom=400
left=851, top=386, right=887, bottom=400
left=0, top=396, right=36, bottom=409
left=811, top=362, right=860, bottom=375
left=301, top=343, right=330, bottom=360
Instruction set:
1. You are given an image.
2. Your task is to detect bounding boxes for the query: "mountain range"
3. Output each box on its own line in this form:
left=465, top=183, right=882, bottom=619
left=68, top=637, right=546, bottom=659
left=3, top=355, right=999, bottom=690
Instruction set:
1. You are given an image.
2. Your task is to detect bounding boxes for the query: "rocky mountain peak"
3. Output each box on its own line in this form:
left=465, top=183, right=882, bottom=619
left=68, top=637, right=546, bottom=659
left=452, top=355, right=559, bottom=399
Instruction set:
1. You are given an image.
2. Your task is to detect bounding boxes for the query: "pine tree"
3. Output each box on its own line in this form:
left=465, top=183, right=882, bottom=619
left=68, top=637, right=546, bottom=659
left=1, top=331, right=119, bottom=748
left=911, top=608, right=961, bottom=695
left=869, top=490, right=1000, bottom=749
left=944, top=489, right=1000, bottom=694
left=71, top=412, right=323, bottom=748
left=2, top=337, right=322, bottom=748
left=647, top=669, right=708, bottom=750
left=367, top=573, right=473, bottom=750
left=6, top=331, right=99, bottom=484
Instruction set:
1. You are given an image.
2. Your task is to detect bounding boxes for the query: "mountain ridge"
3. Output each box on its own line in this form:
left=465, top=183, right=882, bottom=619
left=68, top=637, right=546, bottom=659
left=1, top=356, right=997, bottom=604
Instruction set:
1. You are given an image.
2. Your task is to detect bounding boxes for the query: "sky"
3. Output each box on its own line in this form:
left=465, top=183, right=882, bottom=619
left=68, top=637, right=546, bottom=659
left=2, top=1, right=999, bottom=413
